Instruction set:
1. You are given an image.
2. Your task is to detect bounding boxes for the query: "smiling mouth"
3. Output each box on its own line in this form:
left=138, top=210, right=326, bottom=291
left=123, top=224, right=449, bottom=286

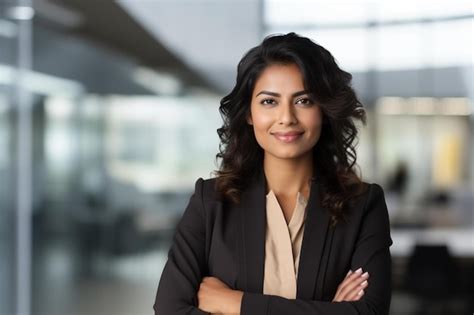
left=272, top=132, right=304, bottom=143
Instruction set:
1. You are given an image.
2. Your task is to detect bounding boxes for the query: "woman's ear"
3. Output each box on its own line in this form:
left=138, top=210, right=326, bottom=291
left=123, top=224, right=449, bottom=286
left=246, top=114, right=253, bottom=125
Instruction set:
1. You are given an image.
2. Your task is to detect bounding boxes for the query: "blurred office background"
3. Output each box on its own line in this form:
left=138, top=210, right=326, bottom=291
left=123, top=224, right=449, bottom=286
left=0, top=0, right=472, bottom=314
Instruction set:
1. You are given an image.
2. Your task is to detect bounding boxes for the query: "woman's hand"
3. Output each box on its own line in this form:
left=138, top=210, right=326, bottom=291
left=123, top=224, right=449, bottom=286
left=197, top=276, right=243, bottom=314
left=332, top=268, right=369, bottom=302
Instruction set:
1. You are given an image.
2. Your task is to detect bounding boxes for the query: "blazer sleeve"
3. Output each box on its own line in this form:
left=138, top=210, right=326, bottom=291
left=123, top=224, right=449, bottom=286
left=240, top=183, right=393, bottom=315
left=153, top=178, right=208, bottom=315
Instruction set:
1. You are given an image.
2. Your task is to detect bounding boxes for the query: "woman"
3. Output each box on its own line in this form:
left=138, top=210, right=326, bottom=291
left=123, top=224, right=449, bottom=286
left=154, top=32, right=392, bottom=315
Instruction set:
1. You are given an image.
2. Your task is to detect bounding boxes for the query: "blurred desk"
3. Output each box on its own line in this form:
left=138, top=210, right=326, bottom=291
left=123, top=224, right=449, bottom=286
left=391, top=228, right=474, bottom=257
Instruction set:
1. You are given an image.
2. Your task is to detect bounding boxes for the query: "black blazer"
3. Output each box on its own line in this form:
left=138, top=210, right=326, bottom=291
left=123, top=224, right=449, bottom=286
left=153, top=169, right=393, bottom=314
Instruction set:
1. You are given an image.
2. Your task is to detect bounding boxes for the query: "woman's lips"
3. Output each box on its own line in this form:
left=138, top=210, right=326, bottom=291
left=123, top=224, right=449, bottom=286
left=272, top=132, right=304, bottom=143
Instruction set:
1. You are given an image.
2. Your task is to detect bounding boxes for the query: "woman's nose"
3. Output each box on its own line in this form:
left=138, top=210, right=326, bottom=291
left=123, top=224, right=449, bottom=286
left=278, top=102, right=297, bottom=125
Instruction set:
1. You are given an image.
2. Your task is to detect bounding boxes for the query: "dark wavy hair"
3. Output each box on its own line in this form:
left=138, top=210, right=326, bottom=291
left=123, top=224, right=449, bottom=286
left=213, top=32, right=367, bottom=225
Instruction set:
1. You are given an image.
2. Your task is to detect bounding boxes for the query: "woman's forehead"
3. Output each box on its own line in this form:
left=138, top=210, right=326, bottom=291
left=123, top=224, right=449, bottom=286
left=253, top=64, right=306, bottom=95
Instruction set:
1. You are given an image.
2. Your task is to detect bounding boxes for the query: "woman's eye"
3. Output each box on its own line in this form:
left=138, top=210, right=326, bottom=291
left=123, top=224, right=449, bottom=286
left=261, top=99, right=276, bottom=105
left=296, top=98, right=314, bottom=106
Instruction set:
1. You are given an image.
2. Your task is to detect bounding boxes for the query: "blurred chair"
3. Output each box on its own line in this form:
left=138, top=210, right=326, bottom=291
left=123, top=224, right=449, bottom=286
left=404, top=244, right=470, bottom=315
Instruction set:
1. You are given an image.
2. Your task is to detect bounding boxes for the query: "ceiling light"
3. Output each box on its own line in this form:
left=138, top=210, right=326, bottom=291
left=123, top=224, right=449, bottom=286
left=6, top=6, right=35, bottom=21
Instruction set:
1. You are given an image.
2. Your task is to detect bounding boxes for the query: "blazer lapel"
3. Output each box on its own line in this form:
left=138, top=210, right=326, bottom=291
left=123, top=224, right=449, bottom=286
left=237, top=169, right=267, bottom=293
left=296, top=179, right=330, bottom=300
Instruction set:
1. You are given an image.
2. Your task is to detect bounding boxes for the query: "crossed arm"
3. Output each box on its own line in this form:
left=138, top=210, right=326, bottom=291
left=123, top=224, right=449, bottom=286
left=153, top=179, right=392, bottom=315
left=197, top=267, right=372, bottom=314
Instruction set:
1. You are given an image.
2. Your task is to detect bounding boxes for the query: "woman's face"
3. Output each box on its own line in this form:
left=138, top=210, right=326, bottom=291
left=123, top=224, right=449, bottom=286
left=247, top=63, right=323, bottom=161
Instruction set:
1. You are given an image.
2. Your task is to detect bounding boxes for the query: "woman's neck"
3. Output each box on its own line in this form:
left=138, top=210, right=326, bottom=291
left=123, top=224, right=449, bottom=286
left=263, top=153, right=313, bottom=199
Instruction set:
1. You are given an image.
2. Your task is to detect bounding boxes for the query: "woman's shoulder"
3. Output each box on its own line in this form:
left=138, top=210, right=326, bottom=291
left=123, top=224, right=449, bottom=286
left=350, top=181, right=389, bottom=224
left=192, top=176, right=220, bottom=202
left=354, top=181, right=393, bottom=244
left=353, top=181, right=385, bottom=197
left=346, top=181, right=388, bottom=215
left=361, top=181, right=387, bottom=201
left=360, top=181, right=386, bottom=197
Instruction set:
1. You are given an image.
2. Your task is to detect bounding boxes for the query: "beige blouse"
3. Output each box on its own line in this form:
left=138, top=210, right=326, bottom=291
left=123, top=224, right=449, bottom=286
left=263, top=189, right=309, bottom=299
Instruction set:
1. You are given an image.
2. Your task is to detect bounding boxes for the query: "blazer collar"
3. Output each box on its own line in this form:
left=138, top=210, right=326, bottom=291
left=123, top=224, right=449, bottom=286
left=237, top=168, right=330, bottom=299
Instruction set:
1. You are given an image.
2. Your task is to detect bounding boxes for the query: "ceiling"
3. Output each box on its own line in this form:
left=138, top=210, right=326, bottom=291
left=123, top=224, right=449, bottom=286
left=43, top=0, right=218, bottom=93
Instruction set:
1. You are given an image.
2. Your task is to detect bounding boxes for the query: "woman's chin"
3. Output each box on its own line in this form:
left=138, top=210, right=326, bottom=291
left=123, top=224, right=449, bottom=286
left=266, top=150, right=312, bottom=161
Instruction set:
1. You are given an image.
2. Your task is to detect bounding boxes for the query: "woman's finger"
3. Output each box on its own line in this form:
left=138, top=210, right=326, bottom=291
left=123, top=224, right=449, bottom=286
left=338, top=271, right=369, bottom=300
left=334, top=269, right=357, bottom=301
left=345, top=279, right=368, bottom=301
left=335, top=268, right=362, bottom=295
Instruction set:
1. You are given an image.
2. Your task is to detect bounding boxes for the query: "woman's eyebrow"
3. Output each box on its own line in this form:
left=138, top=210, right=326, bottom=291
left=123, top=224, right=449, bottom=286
left=255, top=90, right=309, bottom=97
